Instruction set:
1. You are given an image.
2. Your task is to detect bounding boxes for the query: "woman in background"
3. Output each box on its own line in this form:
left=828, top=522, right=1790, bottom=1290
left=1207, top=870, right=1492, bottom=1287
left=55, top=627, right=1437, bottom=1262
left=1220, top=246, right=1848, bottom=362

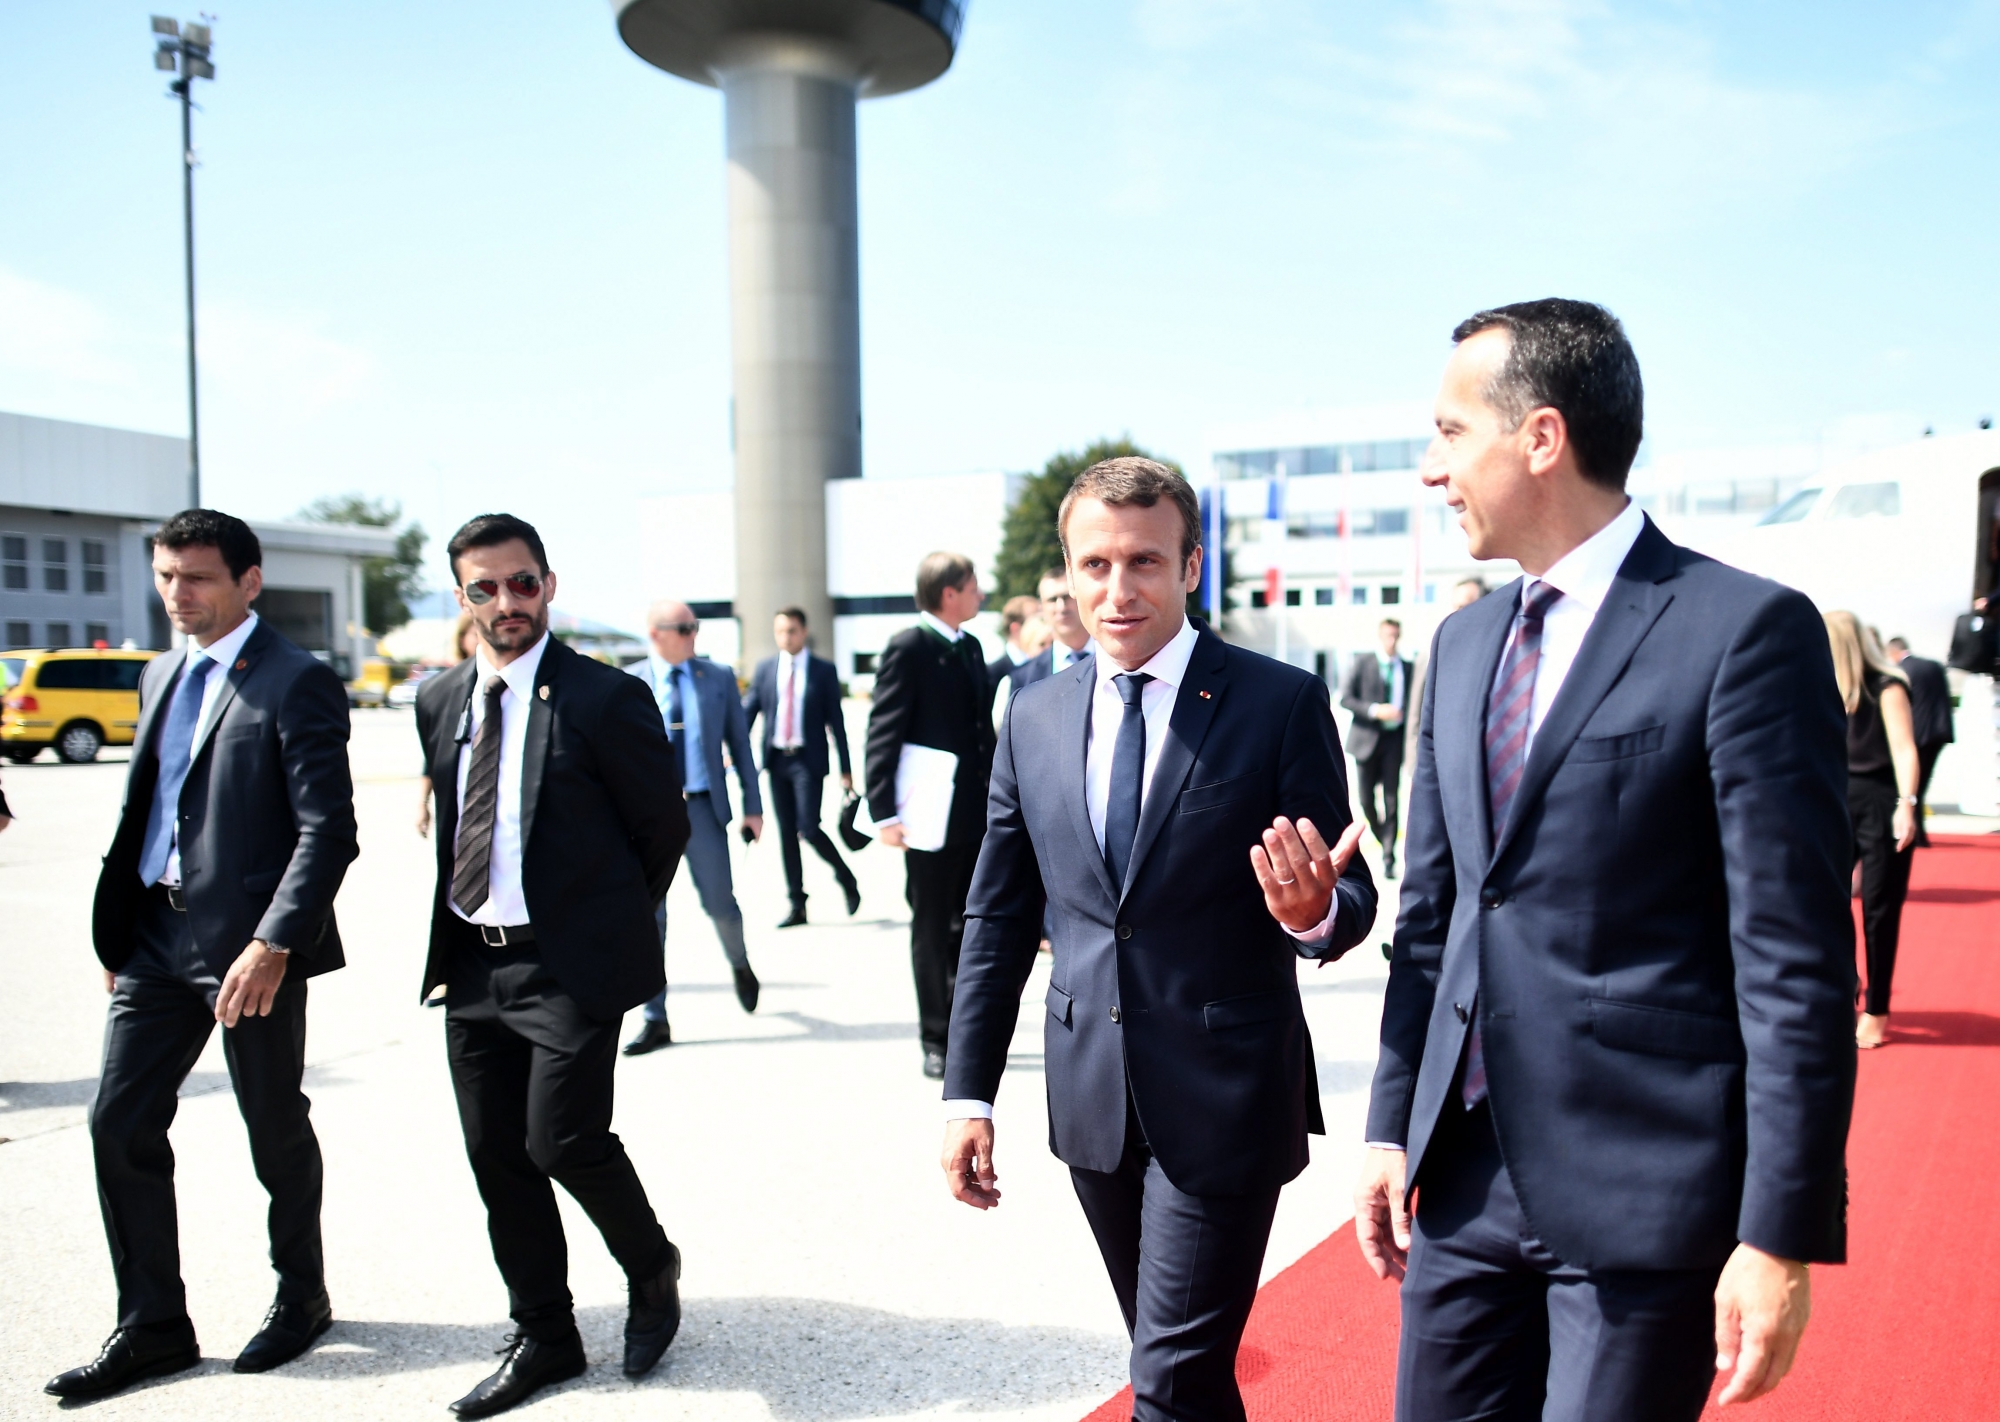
left=1825, top=611, right=1920, bottom=1048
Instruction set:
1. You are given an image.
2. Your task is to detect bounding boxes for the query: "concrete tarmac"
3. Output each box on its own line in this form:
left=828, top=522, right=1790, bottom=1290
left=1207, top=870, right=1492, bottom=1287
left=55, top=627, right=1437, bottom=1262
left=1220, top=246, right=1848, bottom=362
left=0, top=706, right=1394, bottom=1420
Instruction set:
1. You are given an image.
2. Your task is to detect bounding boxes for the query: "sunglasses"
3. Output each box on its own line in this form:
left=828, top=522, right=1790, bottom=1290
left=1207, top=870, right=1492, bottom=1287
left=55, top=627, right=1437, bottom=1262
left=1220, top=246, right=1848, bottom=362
left=462, top=572, right=544, bottom=604
left=652, top=621, right=699, bottom=636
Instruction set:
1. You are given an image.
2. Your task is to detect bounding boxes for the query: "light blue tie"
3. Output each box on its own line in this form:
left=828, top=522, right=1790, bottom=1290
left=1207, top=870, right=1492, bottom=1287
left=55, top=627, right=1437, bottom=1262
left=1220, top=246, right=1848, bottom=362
left=138, top=653, right=219, bottom=886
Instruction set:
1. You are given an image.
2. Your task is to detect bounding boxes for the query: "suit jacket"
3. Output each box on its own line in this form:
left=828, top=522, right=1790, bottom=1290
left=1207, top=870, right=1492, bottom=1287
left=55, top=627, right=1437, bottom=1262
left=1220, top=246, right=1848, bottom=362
left=743, top=652, right=852, bottom=782
left=987, top=652, right=1017, bottom=698
left=1899, top=654, right=1953, bottom=750
left=1369, top=518, right=1854, bottom=1271
left=1339, top=652, right=1414, bottom=763
left=92, top=620, right=357, bottom=977
left=945, top=621, right=1378, bottom=1197
left=623, top=655, right=761, bottom=829
left=419, top=637, right=691, bottom=1020
left=1009, top=641, right=1093, bottom=694
left=865, top=623, right=996, bottom=847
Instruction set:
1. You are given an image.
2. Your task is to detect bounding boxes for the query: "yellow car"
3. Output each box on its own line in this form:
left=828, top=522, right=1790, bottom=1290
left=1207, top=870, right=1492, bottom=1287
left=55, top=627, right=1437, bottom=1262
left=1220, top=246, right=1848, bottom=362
left=348, top=656, right=394, bottom=708
left=1, top=647, right=159, bottom=764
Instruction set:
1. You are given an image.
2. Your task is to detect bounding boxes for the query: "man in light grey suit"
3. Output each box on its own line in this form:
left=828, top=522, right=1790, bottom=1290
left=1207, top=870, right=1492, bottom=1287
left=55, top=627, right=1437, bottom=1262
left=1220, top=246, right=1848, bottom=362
left=622, top=601, right=764, bottom=1054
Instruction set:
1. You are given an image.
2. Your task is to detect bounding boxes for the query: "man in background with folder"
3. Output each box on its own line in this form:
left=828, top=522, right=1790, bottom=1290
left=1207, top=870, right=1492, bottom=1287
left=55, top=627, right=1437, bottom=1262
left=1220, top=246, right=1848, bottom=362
left=866, top=551, right=996, bottom=1079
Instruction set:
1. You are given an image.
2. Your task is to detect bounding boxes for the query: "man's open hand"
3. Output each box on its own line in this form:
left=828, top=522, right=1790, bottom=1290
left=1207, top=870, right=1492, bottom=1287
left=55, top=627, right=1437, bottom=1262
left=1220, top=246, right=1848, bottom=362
left=880, top=822, right=908, bottom=850
left=216, top=940, right=288, bottom=1028
left=1354, top=1146, right=1411, bottom=1281
left=1252, top=816, right=1363, bottom=933
left=1714, top=1243, right=1811, bottom=1404
left=941, top=1118, right=1001, bottom=1209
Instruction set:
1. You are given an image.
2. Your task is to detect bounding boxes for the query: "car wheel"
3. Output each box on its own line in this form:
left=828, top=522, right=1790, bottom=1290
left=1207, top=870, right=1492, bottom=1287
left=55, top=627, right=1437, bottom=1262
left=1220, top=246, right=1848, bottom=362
left=55, top=722, right=105, bottom=764
left=3, top=747, right=39, bottom=764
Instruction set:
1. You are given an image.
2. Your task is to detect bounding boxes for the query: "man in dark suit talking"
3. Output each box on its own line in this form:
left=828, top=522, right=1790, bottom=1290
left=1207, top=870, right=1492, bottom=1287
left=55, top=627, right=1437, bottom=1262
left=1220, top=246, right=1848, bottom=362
left=1356, top=301, right=1854, bottom=1420
left=941, top=458, right=1377, bottom=1422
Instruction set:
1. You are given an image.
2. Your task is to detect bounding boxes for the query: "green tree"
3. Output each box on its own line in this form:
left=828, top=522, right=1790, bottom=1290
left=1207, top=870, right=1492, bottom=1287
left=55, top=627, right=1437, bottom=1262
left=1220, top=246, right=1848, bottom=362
left=992, top=437, right=1182, bottom=601
left=296, top=494, right=427, bottom=634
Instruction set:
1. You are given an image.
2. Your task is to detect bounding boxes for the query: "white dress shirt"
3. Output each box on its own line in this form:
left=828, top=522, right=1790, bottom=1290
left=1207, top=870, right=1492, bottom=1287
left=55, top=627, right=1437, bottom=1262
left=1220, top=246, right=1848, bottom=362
left=1050, top=638, right=1095, bottom=675
left=774, top=649, right=808, bottom=749
left=160, top=612, right=260, bottom=889
left=451, top=632, right=551, bottom=927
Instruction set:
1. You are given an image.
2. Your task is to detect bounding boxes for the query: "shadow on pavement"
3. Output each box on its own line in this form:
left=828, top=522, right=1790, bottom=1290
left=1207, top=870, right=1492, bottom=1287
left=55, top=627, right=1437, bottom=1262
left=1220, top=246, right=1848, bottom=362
left=0, top=1071, right=234, bottom=1115
left=651, top=1011, right=920, bottom=1049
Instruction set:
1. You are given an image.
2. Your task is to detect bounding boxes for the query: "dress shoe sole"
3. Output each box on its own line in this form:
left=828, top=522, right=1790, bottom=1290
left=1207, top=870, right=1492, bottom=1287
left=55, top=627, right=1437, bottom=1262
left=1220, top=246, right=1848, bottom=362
left=450, top=1355, right=587, bottom=1419
left=46, top=1346, right=202, bottom=1399
left=232, top=1310, right=333, bottom=1373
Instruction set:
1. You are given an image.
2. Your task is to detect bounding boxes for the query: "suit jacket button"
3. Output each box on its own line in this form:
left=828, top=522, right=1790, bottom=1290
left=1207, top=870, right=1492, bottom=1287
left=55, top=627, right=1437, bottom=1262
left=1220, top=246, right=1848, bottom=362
left=1109, top=1006, right=1122, bottom=1023
left=1116, top=924, right=1133, bottom=941
left=1454, top=1003, right=1468, bottom=1023
left=1480, top=889, right=1503, bottom=909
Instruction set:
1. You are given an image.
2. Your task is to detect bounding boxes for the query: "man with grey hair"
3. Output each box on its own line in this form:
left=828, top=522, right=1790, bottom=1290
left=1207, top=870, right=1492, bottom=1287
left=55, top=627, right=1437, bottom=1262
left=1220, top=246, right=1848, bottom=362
left=865, top=552, right=993, bottom=1078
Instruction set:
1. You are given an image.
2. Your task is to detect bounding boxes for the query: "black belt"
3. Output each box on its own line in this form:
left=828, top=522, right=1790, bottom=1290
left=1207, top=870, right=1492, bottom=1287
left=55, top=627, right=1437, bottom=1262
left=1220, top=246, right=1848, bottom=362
left=771, top=745, right=804, bottom=757
left=475, top=923, right=535, bottom=948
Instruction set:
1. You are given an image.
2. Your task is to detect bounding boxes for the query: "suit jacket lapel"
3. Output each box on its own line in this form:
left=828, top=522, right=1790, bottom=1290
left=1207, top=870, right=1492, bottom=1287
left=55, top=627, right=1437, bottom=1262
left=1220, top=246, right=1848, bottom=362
left=131, top=648, right=185, bottom=764
left=1121, top=625, right=1228, bottom=904
left=1488, top=521, right=1678, bottom=867
left=1059, top=659, right=1119, bottom=903
left=1448, top=587, right=1519, bottom=865
left=189, top=621, right=268, bottom=765
left=520, top=639, right=560, bottom=851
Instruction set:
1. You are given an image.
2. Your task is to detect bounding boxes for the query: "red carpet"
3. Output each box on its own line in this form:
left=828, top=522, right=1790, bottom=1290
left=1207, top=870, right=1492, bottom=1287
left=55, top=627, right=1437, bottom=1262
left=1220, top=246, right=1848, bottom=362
left=1082, top=835, right=2000, bottom=1421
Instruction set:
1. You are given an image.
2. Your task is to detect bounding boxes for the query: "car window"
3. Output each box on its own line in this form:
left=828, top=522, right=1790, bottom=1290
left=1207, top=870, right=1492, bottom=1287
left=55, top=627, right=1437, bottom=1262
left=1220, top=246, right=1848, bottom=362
left=1757, top=488, right=1821, bottom=525
left=1825, top=482, right=1900, bottom=519
left=0, top=657, right=20, bottom=689
left=32, top=659, right=110, bottom=690
left=106, top=659, right=147, bottom=691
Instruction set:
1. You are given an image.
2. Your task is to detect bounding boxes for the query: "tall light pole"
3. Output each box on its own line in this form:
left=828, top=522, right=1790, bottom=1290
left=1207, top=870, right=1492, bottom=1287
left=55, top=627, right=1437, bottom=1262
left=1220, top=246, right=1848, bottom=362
left=151, top=16, right=215, bottom=511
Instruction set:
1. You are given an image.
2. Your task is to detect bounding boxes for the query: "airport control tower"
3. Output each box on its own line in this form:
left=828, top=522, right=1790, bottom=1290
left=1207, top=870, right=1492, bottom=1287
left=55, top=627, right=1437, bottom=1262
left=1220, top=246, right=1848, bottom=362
left=614, top=1, right=963, bottom=656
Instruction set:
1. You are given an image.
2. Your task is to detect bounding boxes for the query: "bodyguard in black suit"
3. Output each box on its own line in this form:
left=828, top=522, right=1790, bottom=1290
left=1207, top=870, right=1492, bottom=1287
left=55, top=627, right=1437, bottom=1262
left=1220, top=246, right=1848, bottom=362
left=1338, top=619, right=1414, bottom=876
left=743, top=605, right=860, bottom=925
left=942, top=461, right=1376, bottom=1422
left=1357, top=302, right=1853, bottom=1420
left=50, top=511, right=357, bottom=1400
left=417, top=515, right=691, bottom=1418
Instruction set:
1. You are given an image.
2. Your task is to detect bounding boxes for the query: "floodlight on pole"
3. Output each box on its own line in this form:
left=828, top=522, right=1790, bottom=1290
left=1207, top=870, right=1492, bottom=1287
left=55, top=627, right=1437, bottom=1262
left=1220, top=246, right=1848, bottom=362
left=148, top=15, right=216, bottom=510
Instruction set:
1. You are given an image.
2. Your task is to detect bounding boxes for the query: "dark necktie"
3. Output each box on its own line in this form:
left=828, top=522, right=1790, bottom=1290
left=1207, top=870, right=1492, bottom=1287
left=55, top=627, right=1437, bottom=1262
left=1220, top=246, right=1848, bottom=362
left=452, top=674, right=508, bottom=917
left=137, top=653, right=218, bottom=885
left=668, top=665, right=689, bottom=785
left=1463, top=580, right=1563, bottom=1107
left=1102, top=672, right=1153, bottom=892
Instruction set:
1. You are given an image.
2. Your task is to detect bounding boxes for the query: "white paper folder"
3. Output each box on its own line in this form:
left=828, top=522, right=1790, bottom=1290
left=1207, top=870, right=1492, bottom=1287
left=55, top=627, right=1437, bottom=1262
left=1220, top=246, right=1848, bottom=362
left=891, top=743, right=958, bottom=852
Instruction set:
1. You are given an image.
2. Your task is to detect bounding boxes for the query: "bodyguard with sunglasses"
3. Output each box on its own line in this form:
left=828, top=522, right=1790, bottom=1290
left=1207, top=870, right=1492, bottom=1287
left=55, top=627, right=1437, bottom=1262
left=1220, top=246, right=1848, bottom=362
left=415, top=514, right=691, bottom=1417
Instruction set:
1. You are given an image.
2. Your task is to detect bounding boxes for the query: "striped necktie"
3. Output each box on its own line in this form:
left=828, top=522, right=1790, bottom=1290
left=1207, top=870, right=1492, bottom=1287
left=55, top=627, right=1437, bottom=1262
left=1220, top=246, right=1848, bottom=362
left=1463, top=580, right=1562, bottom=1108
left=452, top=675, right=508, bottom=917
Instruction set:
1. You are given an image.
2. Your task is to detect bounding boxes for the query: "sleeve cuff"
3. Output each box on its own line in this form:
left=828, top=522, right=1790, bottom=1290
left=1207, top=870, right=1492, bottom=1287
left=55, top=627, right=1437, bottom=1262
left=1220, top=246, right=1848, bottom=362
left=1365, top=1141, right=1406, bottom=1151
left=1282, top=896, right=1342, bottom=950
left=945, top=1100, right=993, bottom=1120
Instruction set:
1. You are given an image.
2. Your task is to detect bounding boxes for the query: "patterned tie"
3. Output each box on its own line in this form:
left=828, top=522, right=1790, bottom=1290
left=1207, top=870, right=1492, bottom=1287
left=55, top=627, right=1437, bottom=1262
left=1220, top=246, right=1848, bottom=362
left=780, top=659, right=796, bottom=745
left=1102, top=672, right=1153, bottom=892
left=1463, top=580, right=1563, bottom=1108
left=137, top=653, right=218, bottom=886
left=451, top=675, right=508, bottom=917
left=668, top=665, right=690, bottom=785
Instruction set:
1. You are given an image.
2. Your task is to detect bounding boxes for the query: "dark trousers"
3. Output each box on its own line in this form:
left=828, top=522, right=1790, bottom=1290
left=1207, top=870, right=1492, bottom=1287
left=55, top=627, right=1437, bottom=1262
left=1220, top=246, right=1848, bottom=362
left=906, top=840, right=980, bottom=1053
left=1915, top=742, right=1943, bottom=848
left=1851, top=777, right=1915, bottom=1016
left=1069, top=1106, right=1280, bottom=1422
left=768, top=752, right=856, bottom=909
left=1396, top=1100, right=1719, bottom=1422
left=91, top=887, right=324, bottom=1329
left=641, top=794, right=748, bottom=1023
left=445, top=925, right=670, bottom=1339
left=1355, top=741, right=1404, bottom=852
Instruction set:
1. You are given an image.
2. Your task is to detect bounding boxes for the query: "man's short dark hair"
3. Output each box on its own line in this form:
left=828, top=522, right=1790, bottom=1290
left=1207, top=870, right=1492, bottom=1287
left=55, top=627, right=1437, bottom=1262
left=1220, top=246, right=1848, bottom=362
left=448, top=513, right=550, bottom=583
left=1887, top=636, right=1909, bottom=653
left=152, top=508, right=261, bottom=580
left=1058, top=457, right=1202, bottom=566
left=1380, top=618, right=1402, bottom=631
left=1452, top=298, right=1644, bottom=490
left=915, top=551, right=977, bottom=613
left=1041, top=564, right=1069, bottom=586
left=776, top=605, right=808, bottom=627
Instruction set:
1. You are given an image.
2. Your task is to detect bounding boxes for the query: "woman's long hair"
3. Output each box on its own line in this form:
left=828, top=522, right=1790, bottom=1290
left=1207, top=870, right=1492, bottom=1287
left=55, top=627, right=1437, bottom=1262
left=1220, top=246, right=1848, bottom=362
left=1824, top=609, right=1908, bottom=714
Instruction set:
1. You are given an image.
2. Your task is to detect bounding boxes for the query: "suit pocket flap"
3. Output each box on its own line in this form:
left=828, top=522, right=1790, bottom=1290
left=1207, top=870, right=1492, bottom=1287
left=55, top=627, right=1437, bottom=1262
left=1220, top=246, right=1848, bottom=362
left=1180, top=773, right=1254, bottom=814
left=1570, top=724, right=1665, bottom=763
left=1046, top=983, right=1073, bottom=1027
left=1589, top=999, right=1743, bottom=1062
left=1203, top=989, right=1290, bottom=1031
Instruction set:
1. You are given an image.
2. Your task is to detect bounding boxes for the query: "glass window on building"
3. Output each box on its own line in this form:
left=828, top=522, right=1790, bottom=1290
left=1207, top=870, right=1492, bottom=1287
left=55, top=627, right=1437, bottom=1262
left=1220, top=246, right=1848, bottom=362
left=1373, top=509, right=1410, bottom=536
left=82, top=540, right=109, bottom=594
left=1250, top=590, right=1269, bottom=609
left=1315, top=586, right=1334, bottom=606
left=1351, top=586, right=1368, bottom=605
left=2, top=535, right=26, bottom=590
left=1381, top=585, right=1402, bottom=605
left=5, top=621, right=30, bottom=648
left=1285, top=588, right=1302, bottom=606
left=86, top=622, right=110, bottom=646
left=47, top=621, right=73, bottom=647
left=1304, top=446, right=1340, bottom=475
left=42, top=539, right=68, bottom=592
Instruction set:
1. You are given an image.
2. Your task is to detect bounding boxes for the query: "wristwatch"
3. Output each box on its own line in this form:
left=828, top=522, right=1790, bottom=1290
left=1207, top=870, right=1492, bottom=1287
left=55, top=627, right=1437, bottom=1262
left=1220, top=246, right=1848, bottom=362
left=265, top=943, right=292, bottom=956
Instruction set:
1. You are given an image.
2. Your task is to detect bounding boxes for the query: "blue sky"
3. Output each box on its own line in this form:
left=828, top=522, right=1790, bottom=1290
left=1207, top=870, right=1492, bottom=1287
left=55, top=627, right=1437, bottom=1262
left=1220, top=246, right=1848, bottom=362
left=4, top=1, right=1996, bottom=623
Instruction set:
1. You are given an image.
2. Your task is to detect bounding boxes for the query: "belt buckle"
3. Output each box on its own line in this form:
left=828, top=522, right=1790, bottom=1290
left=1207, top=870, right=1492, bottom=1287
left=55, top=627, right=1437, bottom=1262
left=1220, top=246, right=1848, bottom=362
left=166, top=886, right=187, bottom=912
left=479, top=924, right=507, bottom=947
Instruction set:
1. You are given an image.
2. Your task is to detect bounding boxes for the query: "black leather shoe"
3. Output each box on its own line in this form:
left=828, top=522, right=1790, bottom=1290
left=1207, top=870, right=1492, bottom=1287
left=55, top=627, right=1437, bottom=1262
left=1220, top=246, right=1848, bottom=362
left=623, top=1020, right=672, bottom=1056
left=922, top=1048, right=946, bottom=1080
left=233, top=1291, right=333, bottom=1373
left=733, top=965, right=760, bottom=1014
left=841, top=880, right=861, bottom=916
left=623, top=1243, right=682, bottom=1378
left=777, top=905, right=808, bottom=929
left=449, top=1330, right=586, bottom=1418
left=1382, top=849, right=1398, bottom=880
left=45, top=1323, right=201, bottom=1399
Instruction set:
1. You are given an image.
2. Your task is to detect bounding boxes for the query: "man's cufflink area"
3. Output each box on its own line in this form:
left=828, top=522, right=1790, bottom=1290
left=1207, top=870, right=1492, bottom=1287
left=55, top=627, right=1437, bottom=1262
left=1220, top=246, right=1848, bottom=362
left=945, top=1100, right=993, bottom=1120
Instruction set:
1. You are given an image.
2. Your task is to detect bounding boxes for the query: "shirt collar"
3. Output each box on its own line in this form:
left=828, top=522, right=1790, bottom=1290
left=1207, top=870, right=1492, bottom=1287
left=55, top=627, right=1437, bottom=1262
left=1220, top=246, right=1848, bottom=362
left=1053, top=638, right=1096, bottom=671
left=477, top=631, right=551, bottom=700
left=1095, top=615, right=1198, bottom=693
left=648, top=651, right=692, bottom=686
left=918, top=610, right=962, bottom=643
left=190, top=611, right=259, bottom=666
left=1533, top=499, right=1645, bottom=617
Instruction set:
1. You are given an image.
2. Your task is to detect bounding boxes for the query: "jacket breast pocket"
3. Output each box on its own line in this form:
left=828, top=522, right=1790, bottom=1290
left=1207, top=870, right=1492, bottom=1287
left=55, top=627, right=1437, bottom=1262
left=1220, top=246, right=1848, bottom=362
left=1180, top=773, right=1255, bottom=815
left=1570, top=724, right=1665, bottom=763
left=1589, top=998, right=1744, bottom=1063
left=1203, top=989, right=1289, bottom=1031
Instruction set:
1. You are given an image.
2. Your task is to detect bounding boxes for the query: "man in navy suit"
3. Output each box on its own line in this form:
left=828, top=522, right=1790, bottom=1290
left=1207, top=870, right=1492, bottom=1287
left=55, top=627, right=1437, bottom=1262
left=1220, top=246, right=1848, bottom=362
left=1355, top=300, right=1854, bottom=1420
left=941, top=458, right=1377, bottom=1422
left=622, top=601, right=764, bottom=1055
left=1008, top=565, right=1096, bottom=694
left=743, top=606, right=860, bottom=926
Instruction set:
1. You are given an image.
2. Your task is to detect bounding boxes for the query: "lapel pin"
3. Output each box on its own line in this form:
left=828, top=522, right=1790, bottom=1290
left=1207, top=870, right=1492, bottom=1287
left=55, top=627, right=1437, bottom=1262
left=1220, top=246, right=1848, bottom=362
left=234, top=659, right=247, bottom=671
left=538, top=685, right=550, bottom=701
left=1198, top=689, right=1211, bottom=699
